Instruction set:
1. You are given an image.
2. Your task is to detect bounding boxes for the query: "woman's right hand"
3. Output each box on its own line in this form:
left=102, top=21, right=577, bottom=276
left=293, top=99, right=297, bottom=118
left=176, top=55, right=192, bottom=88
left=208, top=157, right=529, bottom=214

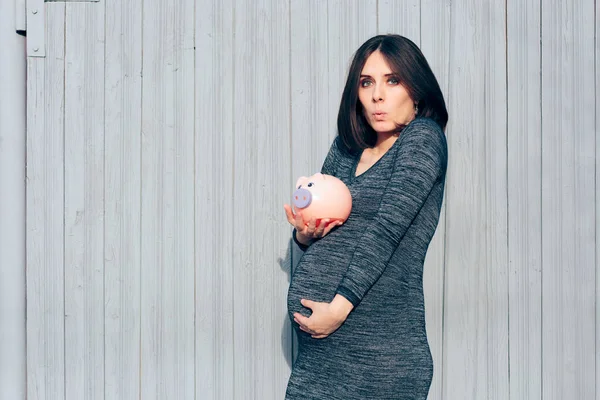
left=283, top=204, right=342, bottom=246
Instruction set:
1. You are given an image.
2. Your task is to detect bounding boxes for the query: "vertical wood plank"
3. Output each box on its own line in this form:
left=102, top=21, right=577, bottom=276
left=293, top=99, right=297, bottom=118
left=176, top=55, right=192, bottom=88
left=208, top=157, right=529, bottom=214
left=541, top=0, right=596, bottom=398
left=63, top=4, right=105, bottom=399
left=26, top=4, right=66, bottom=399
left=289, top=0, right=330, bottom=366
left=232, top=0, right=292, bottom=398
left=476, top=2, right=510, bottom=400
left=443, top=1, right=508, bottom=398
left=507, top=0, right=542, bottom=398
left=103, top=0, right=143, bottom=397
left=596, top=2, right=600, bottom=398
left=482, top=1, right=509, bottom=396
left=195, top=0, right=235, bottom=398
left=420, top=2, right=451, bottom=398
left=290, top=0, right=330, bottom=177
left=140, top=0, right=196, bottom=396
left=377, top=0, right=420, bottom=43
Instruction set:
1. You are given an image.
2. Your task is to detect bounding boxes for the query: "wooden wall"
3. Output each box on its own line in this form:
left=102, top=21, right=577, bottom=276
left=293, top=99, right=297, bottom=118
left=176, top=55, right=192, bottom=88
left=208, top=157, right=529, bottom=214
left=25, top=0, right=598, bottom=399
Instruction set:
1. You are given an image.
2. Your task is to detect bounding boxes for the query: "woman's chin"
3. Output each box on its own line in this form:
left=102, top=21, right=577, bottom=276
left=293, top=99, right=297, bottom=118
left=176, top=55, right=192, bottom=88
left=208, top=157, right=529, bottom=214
left=370, top=122, right=396, bottom=133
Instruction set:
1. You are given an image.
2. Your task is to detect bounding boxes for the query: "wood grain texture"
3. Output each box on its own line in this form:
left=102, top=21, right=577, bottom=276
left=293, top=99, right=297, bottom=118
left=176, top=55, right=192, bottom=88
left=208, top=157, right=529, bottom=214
left=377, top=0, right=420, bottom=43
left=290, top=0, right=331, bottom=177
left=507, top=0, right=542, bottom=398
left=443, top=1, right=508, bottom=398
left=140, top=0, right=196, bottom=396
left=22, top=1, right=600, bottom=399
left=103, top=0, right=143, bottom=397
left=232, top=0, right=292, bottom=398
left=482, top=3, right=509, bottom=399
left=63, top=4, right=105, bottom=399
left=25, top=4, right=66, bottom=399
left=597, top=3, right=600, bottom=399
left=420, top=1, right=451, bottom=398
left=195, top=0, right=236, bottom=398
left=541, top=0, right=596, bottom=398
left=289, top=0, right=330, bottom=366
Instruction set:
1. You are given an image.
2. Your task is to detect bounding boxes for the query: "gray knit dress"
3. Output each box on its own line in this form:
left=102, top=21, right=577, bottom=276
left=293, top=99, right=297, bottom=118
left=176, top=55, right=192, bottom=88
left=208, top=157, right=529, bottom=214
left=285, top=117, right=447, bottom=400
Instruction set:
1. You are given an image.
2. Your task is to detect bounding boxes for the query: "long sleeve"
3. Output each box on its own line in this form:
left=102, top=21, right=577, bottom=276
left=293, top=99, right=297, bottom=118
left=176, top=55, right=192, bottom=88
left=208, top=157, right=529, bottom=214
left=319, top=136, right=341, bottom=176
left=335, top=119, right=447, bottom=306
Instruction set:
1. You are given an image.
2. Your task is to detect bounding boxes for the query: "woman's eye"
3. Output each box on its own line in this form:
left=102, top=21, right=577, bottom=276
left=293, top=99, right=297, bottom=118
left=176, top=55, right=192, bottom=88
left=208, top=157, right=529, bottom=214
left=388, top=77, right=399, bottom=85
left=307, top=182, right=314, bottom=187
left=360, top=80, right=372, bottom=87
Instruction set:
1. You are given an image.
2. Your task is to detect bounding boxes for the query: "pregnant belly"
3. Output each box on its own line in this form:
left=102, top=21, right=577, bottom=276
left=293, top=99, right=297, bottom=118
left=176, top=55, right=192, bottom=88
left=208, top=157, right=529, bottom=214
left=287, top=238, right=354, bottom=320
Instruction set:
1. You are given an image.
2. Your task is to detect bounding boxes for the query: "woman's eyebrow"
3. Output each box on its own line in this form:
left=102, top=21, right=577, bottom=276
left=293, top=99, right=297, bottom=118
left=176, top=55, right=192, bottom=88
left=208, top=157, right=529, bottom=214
left=360, top=73, right=395, bottom=78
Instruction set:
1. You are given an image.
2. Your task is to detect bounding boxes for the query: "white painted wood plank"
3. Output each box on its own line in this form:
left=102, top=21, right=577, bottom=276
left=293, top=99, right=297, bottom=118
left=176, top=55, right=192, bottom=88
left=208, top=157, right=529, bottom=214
left=596, top=5, right=600, bottom=399
left=289, top=0, right=330, bottom=366
left=507, top=0, right=542, bottom=398
left=25, top=5, right=66, bottom=399
left=63, top=4, right=105, bottom=399
left=420, top=2, right=451, bottom=399
left=290, top=0, right=331, bottom=177
left=377, top=0, right=420, bottom=44
left=443, top=1, right=508, bottom=398
left=482, top=2, right=509, bottom=398
left=541, top=0, right=596, bottom=398
left=327, top=0, right=378, bottom=118
left=140, top=0, right=196, bottom=396
left=194, top=0, right=235, bottom=398
left=232, top=0, right=292, bottom=398
left=103, top=0, right=143, bottom=398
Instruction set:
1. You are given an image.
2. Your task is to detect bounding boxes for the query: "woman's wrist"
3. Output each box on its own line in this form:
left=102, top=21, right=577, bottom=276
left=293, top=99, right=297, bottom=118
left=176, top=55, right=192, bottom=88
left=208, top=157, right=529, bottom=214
left=331, top=294, right=354, bottom=320
left=294, top=230, right=313, bottom=246
left=292, top=229, right=313, bottom=249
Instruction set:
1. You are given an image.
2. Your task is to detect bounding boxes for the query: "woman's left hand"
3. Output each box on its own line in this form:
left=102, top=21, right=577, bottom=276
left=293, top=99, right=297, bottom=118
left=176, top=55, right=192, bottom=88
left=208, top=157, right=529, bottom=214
left=293, top=294, right=354, bottom=339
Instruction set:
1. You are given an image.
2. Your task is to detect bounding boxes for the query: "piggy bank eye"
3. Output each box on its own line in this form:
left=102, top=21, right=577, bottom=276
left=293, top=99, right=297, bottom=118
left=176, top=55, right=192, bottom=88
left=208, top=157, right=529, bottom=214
left=307, top=182, right=314, bottom=187
left=297, top=185, right=302, bottom=189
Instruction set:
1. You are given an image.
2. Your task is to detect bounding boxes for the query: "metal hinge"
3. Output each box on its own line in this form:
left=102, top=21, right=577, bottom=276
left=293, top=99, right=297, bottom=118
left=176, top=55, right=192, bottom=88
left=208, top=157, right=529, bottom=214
left=20, top=0, right=46, bottom=57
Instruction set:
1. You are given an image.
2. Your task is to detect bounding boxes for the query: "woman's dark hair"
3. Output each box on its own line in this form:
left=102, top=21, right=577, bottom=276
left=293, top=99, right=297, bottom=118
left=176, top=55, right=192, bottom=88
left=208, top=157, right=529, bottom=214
left=337, top=34, right=448, bottom=153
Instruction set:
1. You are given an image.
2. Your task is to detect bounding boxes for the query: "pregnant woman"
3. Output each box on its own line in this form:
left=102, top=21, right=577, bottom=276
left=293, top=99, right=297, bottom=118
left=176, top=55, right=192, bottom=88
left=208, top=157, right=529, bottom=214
left=283, top=34, right=448, bottom=400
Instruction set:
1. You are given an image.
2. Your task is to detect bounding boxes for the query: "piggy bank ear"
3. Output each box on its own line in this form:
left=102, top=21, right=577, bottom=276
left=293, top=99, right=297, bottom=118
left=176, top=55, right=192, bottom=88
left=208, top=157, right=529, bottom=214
left=295, top=176, right=307, bottom=188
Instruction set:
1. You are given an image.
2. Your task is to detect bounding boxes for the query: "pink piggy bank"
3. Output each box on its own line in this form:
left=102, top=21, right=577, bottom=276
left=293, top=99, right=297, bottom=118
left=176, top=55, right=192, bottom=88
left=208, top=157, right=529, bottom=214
left=292, top=173, right=352, bottom=226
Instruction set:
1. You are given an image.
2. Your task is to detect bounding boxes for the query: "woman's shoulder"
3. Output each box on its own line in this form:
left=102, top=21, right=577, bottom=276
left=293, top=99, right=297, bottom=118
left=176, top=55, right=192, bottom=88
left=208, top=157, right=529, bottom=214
left=406, top=117, right=444, bottom=136
left=402, top=117, right=447, bottom=148
left=398, top=117, right=448, bottom=168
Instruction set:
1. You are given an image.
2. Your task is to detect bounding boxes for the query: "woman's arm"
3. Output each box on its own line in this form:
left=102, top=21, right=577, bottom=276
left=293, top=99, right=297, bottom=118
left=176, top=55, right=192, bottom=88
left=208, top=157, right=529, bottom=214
left=336, top=119, right=448, bottom=306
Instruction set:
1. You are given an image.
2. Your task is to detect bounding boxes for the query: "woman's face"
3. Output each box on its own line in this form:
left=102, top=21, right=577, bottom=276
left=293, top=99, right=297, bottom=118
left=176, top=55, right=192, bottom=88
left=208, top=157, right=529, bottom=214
left=358, top=50, right=416, bottom=134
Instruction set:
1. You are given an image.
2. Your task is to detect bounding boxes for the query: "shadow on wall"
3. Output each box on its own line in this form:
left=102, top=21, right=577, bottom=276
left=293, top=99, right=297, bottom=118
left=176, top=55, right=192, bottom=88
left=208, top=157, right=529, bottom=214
left=277, top=239, right=300, bottom=370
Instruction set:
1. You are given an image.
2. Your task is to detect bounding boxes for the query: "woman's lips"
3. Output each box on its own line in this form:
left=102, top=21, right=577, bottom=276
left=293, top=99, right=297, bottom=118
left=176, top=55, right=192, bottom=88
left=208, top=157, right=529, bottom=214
left=373, top=111, right=387, bottom=121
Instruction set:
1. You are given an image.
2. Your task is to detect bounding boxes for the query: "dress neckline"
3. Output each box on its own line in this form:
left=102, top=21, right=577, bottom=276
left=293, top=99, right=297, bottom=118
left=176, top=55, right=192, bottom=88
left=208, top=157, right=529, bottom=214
left=350, top=133, right=401, bottom=180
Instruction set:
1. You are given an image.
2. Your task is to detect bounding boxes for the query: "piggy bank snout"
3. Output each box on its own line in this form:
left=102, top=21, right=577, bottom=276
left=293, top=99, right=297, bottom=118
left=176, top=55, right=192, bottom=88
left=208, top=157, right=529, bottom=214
left=292, top=188, right=312, bottom=209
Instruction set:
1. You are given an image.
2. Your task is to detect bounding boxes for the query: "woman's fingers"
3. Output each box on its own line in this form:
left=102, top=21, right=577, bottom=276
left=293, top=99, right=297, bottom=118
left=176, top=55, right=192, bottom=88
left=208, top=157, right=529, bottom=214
left=304, top=217, right=317, bottom=235
left=294, top=211, right=305, bottom=231
left=284, top=206, right=343, bottom=239
left=284, top=204, right=308, bottom=232
left=314, top=219, right=329, bottom=237
left=322, top=220, right=343, bottom=236
left=283, top=204, right=296, bottom=225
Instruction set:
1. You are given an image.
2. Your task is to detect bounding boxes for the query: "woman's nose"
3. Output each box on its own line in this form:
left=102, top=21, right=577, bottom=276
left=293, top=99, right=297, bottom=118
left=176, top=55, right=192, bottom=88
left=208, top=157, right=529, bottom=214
left=372, top=84, right=384, bottom=102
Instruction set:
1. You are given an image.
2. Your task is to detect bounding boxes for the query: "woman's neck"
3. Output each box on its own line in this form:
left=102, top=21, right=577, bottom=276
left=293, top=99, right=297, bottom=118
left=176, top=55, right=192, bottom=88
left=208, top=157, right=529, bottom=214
left=370, top=132, right=399, bottom=154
